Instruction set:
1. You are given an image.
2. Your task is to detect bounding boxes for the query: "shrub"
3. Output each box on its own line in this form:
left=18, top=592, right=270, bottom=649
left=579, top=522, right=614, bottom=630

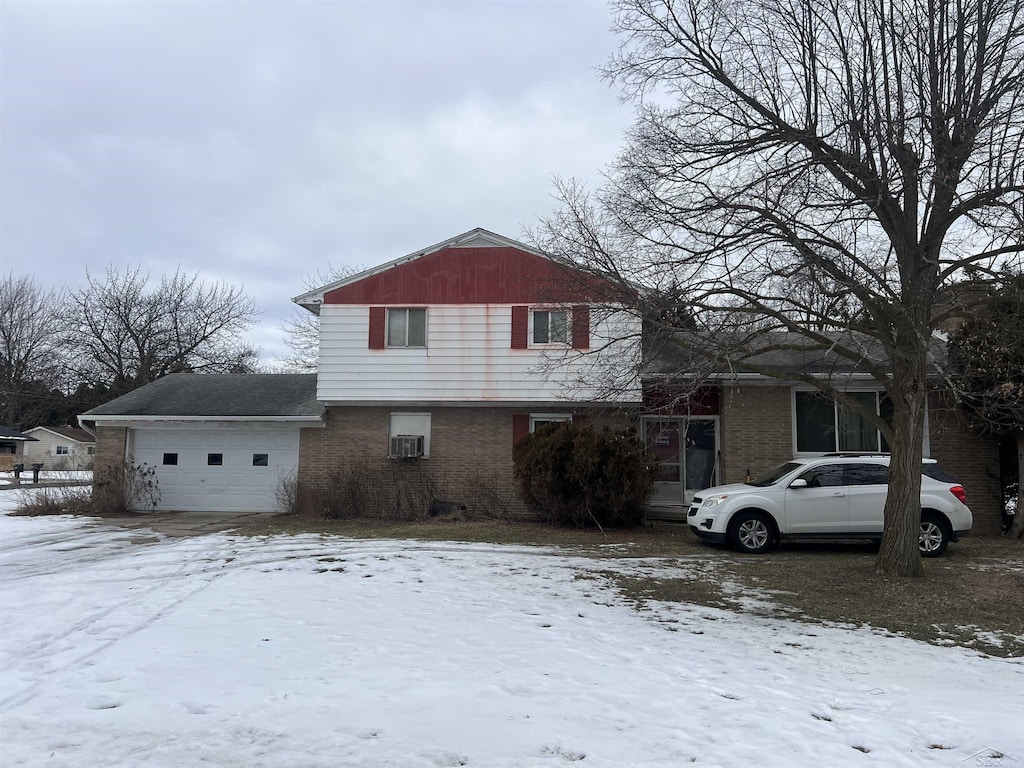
left=298, top=459, right=451, bottom=521
left=513, top=422, right=656, bottom=528
left=15, top=485, right=93, bottom=516
left=92, top=457, right=160, bottom=515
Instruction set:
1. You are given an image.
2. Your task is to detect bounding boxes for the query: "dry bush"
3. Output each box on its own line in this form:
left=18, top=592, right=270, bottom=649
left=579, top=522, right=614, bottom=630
left=91, top=457, right=160, bottom=515
left=15, top=485, right=93, bottom=516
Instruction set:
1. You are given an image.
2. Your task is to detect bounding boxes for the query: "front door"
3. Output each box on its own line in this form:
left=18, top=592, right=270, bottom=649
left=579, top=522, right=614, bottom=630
left=644, top=417, right=718, bottom=506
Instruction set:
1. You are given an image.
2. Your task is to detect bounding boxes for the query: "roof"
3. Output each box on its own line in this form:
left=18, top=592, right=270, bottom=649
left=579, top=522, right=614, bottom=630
left=26, top=426, right=95, bottom=443
left=643, top=331, right=948, bottom=381
left=81, top=374, right=323, bottom=419
left=0, top=425, right=38, bottom=442
left=292, top=227, right=548, bottom=312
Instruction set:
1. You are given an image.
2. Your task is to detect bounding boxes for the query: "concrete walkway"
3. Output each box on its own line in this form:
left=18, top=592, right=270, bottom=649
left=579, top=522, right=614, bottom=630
left=91, top=510, right=276, bottom=538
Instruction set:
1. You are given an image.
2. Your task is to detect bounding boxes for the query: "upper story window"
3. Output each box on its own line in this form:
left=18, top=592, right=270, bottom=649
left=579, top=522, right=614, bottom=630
left=387, top=308, right=427, bottom=347
left=794, top=391, right=893, bottom=453
left=55, top=445, right=70, bottom=455
left=532, top=310, right=568, bottom=345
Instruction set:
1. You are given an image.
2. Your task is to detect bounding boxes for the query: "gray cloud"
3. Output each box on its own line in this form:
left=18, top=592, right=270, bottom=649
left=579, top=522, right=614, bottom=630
left=0, top=0, right=630, bottom=362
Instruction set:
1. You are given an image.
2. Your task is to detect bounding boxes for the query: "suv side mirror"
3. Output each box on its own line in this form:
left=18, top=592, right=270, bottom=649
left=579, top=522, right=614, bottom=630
left=789, top=478, right=808, bottom=488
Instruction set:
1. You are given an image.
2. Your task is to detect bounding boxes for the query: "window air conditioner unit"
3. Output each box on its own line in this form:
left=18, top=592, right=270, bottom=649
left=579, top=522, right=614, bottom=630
left=390, top=435, right=424, bottom=458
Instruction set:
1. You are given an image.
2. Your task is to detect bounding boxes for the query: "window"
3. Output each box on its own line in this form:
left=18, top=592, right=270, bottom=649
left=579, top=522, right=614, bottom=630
left=387, top=308, right=427, bottom=347
left=207, top=453, right=223, bottom=466
left=845, top=464, right=889, bottom=485
left=798, top=464, right=846, bottom=487
left=389, top=413, right=431, bottom=458
left=252, top=453, right=269, bottom=467
left=55, top=445, right=70, bottom=455
left=162, top=453, right=178, bottom=466
left=86, top=446, right=96, bottom=455
left=794, top=391, right=891, bottom=453
left=532, top=310, right=568, bottom=344
left=529, top=414, right=572, bottom=433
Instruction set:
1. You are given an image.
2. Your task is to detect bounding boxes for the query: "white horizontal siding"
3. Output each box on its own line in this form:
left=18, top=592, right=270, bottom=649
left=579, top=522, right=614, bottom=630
left=316, top=304, right=642, bottom=404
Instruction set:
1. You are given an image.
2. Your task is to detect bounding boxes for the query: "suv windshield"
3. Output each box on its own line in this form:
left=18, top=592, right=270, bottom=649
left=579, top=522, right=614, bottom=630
left=748, top=462, right=802, bottom=487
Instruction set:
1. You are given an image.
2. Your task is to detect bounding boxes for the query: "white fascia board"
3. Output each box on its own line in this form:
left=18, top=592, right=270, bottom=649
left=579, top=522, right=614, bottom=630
left=292, top=227, right=547, bottom=312
left=85, top=414, right=326, bottom=426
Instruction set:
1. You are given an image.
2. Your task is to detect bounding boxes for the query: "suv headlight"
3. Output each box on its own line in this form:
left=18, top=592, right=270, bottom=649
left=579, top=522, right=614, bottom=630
left=703, top=495, right=729, bottom=509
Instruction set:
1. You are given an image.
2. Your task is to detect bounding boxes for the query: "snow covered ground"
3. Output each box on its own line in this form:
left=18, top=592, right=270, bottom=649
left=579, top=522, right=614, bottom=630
left=1, top=497, right=1022, bottom=767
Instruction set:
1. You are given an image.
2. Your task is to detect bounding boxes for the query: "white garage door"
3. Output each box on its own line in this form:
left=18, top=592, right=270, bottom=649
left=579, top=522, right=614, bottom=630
left=130, top=426, right=300, bottom=512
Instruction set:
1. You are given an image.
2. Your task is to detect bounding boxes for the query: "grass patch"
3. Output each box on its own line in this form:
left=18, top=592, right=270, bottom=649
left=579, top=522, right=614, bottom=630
left=229, top=514, right=1024, bottom=656
left=236, top=514, right=706, bottom=555
left=611, top=537, right=1024, bottom=657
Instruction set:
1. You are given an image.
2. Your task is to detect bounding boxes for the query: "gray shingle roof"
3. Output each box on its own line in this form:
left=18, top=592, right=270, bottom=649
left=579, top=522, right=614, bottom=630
left=82, top=374, right=323, bottom=418
left=643, top=331, right=947, bottom=379
left=0, top=425, right=37, bottom=441
left=30, top=426, right=94, bottom=443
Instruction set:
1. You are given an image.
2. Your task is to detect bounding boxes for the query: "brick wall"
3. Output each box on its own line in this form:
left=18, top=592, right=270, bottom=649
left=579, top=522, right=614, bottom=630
left=719, top=386, right=793, bottom=484
left=927, top=393, right=1003, bottom=536
left=93, top=426, right=127, bottom=474
left=297, top=406, right=635, bottom=518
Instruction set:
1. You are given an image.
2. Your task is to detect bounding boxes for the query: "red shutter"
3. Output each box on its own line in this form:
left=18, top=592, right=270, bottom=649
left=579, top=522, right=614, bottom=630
left=571, top=305, right=590, bottom=350
left=368, top=307, right=386, bottom=349
left=511, top=305, right=528, bottom=349
left=572, top=413, right=589, bottom=426
left=512, top=414, right=530, bottom=445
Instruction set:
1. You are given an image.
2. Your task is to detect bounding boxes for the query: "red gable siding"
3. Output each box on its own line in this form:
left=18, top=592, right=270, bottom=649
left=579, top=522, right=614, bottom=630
left=323, top=247, right=614, bottom=305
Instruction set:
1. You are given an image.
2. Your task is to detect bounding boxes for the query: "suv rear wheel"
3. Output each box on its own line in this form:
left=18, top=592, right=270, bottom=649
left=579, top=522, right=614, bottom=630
left=919, top=512, right=950, bottom=557
left=730, top=511, right=774, bottom=554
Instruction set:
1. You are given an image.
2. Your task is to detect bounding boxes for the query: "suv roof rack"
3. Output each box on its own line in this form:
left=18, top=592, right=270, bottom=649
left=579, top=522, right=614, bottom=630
left=820, top=452, right=891, bottom=457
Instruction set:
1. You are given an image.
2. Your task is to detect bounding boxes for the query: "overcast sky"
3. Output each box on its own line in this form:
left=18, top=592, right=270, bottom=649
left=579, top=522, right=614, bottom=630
left=0, top=0, right=631, bottom=364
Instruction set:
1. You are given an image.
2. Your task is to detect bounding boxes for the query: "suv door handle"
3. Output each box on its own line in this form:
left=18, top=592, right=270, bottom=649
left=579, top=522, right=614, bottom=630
left=831, top=491, right=844, bottom=497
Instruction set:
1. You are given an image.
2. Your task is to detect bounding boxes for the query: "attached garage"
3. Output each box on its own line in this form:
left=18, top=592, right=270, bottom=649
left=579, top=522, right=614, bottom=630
left=129, top=425, right=301, bottom=512
left=81, top=374, right=324, bottom=514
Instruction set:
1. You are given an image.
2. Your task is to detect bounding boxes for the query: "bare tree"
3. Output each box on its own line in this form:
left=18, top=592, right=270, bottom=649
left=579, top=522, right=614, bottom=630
left=66, top=267, right=259, bottom=395
left=0, top=274, right=68, bottom=427
left=279, top=264, right=362, bottom=372
left=534, top=0, right=1024, bottom=576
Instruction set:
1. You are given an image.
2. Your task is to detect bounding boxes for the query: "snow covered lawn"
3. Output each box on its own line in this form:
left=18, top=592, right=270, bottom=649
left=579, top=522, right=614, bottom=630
left=1, top=501, right=1021, bottom=767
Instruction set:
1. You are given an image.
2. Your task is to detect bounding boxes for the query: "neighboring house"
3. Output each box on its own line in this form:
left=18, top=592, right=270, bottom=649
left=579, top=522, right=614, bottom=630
left=22, top=426, right=96, bottom=470
left=81, top=228, right=1003, bottom=533
left=0, top=426, right=38, bottom=471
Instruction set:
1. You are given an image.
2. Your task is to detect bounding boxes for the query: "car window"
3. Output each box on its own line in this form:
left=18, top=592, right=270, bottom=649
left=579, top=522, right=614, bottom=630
left=922, top=463, right=956, bottom=483
left=748, top=462, right=803, bottom=486
left=798, top=464, right=846, bottom=488
left=845, top=464, right=889, bottom=485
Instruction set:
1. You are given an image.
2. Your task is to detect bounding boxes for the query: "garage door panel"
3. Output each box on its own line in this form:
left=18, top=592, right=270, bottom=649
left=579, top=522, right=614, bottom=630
left=130, top=427, right=300, bottom=512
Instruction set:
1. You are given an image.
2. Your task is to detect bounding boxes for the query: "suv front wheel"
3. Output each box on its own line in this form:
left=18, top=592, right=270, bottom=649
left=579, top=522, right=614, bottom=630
left=919, top=512, right=950, bottom=558
left=730, top=511, right=775, bottom=554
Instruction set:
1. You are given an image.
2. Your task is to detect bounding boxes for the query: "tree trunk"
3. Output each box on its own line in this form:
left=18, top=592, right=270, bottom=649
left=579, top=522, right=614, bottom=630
left=876, top=374, right=928, bottom=576
left=1010, top=432, right=1024, bottom=539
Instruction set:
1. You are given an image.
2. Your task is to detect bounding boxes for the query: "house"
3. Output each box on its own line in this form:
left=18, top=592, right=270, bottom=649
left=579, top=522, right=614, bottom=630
left=0, top=426, right=38, bottom=471
left=21, top=426, right=96, bottom=470
left=641, top=333, right=1003, bottom=534
left=81, top=228, right=1003, bottom=533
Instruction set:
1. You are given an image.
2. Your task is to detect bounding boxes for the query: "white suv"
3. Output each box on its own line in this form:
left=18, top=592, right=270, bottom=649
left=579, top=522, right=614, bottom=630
left=687, top=454, right=972, bottom=556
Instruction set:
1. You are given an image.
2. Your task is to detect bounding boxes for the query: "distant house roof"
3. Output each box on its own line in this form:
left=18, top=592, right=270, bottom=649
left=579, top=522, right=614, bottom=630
left=81, top=374, right=323, bottom=420
left=643, top=331, right=948, bottom=381
left=26, top=426, right=95, bottom=444
left=0, top=425, right=38, bottom=442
